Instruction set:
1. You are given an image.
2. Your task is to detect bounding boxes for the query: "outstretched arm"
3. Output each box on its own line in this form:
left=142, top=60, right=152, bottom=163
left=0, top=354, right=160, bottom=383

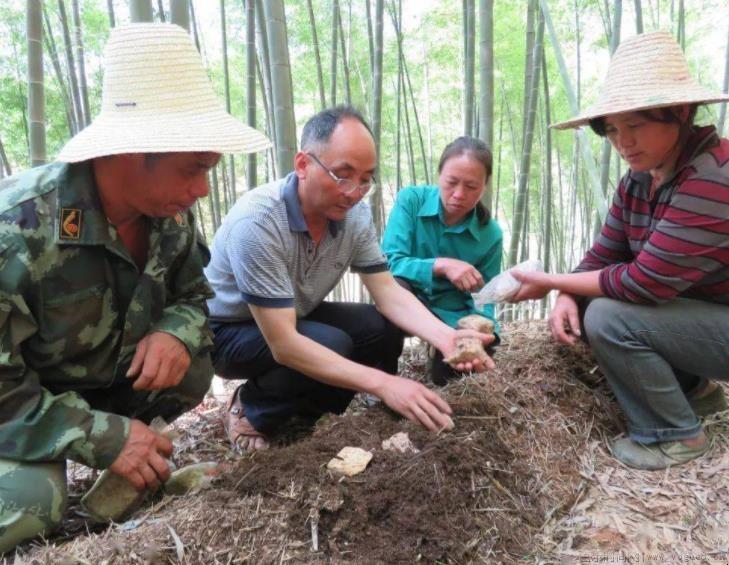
left=249, top=303, right=455, bottom=432
left=510, top=269, right=603, bottom=302
left=361, top=271, right=495, bottom=371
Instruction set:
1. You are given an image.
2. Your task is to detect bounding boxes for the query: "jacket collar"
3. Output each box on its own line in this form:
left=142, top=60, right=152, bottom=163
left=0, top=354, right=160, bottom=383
left=54, top=161, right=115, bottom=246
left=282, top=172, right=340, bottom=237
left=416, top=185, right=481, bottom=240
left=54, top=161, right=185, bottom=252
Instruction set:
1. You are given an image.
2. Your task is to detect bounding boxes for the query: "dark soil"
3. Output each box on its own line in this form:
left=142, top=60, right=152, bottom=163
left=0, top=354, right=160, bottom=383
left=10, top=322, right=621, bottom=564
left=231, top=397, right=537, bottom=562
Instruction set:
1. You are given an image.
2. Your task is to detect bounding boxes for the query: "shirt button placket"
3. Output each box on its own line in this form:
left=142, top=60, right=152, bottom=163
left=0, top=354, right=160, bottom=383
left=305, top=240, right=314, bottom=278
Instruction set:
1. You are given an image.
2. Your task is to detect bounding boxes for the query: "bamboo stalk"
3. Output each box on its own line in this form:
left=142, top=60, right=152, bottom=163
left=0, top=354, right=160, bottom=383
left=27, top=0, right=46, bottom=167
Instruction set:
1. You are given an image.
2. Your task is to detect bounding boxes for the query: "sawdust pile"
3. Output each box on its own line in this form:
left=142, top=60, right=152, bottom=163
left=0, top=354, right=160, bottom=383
left=9, top=322, right=729, bottom=563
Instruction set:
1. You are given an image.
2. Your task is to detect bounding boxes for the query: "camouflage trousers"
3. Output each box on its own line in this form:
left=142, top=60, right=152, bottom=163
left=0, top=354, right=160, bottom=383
left=0, top=355, right=213, bottom=554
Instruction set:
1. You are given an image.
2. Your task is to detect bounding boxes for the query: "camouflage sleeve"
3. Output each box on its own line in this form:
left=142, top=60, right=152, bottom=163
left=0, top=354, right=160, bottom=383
left=149, top=218, right=214, bottom=358
left=0, top=283, right=130, bottom=469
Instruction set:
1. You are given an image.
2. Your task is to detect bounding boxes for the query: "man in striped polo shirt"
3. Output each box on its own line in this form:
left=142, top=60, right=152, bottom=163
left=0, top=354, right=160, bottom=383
left=206, top=106, right=494, bottom=451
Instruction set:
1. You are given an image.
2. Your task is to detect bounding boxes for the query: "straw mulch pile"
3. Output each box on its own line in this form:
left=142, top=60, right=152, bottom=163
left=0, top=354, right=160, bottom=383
left=7, top=321, right=729, bottom=564
left=545, top=408, right=729, bottom=562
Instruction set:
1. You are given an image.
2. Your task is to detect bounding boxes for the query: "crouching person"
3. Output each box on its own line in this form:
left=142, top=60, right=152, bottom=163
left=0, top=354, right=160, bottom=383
left=510, top=32, right=729, bottom=470
left=205, top=106, right=495, bottom=452
left=0, top=23, right=270, bottom=553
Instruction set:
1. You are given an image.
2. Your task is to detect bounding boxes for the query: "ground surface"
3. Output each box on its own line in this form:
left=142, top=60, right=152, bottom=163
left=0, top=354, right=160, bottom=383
left=6, top=322, right=729, bottom=563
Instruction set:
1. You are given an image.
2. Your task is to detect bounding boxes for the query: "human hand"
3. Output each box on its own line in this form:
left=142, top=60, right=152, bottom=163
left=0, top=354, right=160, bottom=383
left=440, top=329, right=496, bottom=372
left=434, top=258, right=484, bottom=292
left=127, top=332, right=191, bottom=391
left=108, top=419, right=173, bottom=491
left=548, top=293, right=581, bottom=345
left=376, top=376, right=454, bottom=432
left=510, top=270, right=554, bottom=302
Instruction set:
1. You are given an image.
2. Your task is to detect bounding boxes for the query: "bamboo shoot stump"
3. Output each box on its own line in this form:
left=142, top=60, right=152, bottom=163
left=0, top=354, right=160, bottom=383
left=443, top=315, right=494, bottom=367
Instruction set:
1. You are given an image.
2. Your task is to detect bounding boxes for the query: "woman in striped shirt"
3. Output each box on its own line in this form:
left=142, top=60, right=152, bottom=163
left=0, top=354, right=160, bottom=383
left=511, top=31, right=729, bottom=470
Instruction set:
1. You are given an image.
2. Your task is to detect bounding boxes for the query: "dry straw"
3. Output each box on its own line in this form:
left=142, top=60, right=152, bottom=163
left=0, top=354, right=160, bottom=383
left=552, top=30, right=729, bottom=130
left=58, top=23, right=271, bottom=162
left=15, top=323, right=729, bottom=562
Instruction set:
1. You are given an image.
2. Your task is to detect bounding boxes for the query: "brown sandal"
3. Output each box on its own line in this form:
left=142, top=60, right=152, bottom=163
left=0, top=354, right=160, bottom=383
left=224, top=386, right=269, bottom=452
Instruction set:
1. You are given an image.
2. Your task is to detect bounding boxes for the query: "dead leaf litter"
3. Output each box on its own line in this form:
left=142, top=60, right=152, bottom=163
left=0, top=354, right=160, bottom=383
left=9, top=321, right=729, bottom=564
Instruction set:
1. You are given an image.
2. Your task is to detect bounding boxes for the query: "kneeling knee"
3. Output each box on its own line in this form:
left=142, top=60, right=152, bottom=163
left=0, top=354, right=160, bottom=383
left=583, top=297, right=627, bottom=346
left=322, top=329, right=355, bottom=358
left=0, top=462, right=67, bottom=553
left=301, top=322, right=355, bottom=358
left=175, top=354, right=215, bottom=407
left=0, top=506, right=66, bottom=554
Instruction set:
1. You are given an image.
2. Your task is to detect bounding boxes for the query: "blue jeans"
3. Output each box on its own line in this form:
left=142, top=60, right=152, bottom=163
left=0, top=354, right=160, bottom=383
left=210, top=302, right=404, bottom=436
left=583, top=297, right=729, bottom=443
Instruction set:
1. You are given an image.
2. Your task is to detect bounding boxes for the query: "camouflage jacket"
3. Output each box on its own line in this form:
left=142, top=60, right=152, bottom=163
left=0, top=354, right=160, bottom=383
left=0, top=162, right=214, bottom=469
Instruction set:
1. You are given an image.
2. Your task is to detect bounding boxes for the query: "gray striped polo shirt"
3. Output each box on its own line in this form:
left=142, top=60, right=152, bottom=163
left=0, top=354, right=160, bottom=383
left=205, top=173, right=388, bottom=321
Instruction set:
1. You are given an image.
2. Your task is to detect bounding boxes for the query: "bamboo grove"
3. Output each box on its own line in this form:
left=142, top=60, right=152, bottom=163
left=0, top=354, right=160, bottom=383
left=2, top=0, right=728, bottom=319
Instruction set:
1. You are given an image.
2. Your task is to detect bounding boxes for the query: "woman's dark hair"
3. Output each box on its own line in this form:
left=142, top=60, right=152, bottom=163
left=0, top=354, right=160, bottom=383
left=437, top=136, right=493, bottom=225
left=588, top=104, right=699, bottom=136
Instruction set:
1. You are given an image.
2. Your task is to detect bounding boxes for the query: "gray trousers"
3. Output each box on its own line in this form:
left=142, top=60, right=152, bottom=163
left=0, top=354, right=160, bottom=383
left=583, top=297, right=729, bottom=443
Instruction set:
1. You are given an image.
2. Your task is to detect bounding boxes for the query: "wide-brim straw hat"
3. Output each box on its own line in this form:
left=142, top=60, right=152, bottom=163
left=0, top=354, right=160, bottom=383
left=58, top=23, right=271, bottom=162
left=552, top=31, right=729, bottom=130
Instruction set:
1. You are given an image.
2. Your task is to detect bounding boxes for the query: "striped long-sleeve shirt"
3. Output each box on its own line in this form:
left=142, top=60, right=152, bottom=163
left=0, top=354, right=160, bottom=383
left=575, top=126, right=729, bottom=305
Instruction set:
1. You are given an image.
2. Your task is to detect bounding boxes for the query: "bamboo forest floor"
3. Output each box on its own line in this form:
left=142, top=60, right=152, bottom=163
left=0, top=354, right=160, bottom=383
left=8, top=322, right=729, bottom=564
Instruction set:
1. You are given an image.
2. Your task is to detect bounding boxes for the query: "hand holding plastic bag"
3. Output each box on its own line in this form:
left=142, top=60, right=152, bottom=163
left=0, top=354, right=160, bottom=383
left=472, top=259, right=544, bottom=307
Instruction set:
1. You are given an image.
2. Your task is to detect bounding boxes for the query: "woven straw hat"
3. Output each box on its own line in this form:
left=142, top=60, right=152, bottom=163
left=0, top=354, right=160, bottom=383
left=552, top=31, right=729, bottom=130
left=57, top=23, right=271, bottom=162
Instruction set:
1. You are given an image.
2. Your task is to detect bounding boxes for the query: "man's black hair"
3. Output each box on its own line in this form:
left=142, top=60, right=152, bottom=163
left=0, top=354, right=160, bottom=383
left=300, top=105, right=374, bottom=150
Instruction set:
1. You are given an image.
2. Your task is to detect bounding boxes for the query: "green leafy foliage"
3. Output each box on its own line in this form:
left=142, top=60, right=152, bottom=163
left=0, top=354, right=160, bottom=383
left=0, top=0, right=726, bottom=273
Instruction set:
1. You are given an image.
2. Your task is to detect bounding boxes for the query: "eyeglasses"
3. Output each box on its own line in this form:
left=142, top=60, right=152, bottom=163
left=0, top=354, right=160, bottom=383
left=307, top=153, right=376, bottom=197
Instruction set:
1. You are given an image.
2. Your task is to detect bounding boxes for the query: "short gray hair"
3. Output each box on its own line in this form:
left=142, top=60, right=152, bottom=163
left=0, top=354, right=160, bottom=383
left=300, top=105, right=373, bottom=152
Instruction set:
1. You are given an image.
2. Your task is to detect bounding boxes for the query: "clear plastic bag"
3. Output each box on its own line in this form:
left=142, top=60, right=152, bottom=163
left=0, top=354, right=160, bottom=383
left=472, top=259, right=544, bottom=307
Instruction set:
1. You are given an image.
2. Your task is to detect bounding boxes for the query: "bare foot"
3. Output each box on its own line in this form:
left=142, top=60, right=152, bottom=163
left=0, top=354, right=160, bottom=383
left=681, top=430, right=707, bottom=448
left=225, top=391, right=270, bottom=452
left=693, top=381, right=718, bottom=399
left=232, top=421, right=270, bottom=451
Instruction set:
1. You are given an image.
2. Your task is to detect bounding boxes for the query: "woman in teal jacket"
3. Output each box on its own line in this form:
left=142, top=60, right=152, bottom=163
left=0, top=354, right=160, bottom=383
left=383, top=136, right=503, bottom=384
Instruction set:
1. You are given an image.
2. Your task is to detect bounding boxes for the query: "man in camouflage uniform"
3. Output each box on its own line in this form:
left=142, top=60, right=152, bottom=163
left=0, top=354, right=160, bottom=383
left=0, top=23, right=269, bottom=553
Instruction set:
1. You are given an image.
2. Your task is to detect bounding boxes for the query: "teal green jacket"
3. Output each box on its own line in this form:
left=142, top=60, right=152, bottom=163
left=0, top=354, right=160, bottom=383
left=0, top=162, right=213, bottom=469
left=382, top=185, right=503, bottom=328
